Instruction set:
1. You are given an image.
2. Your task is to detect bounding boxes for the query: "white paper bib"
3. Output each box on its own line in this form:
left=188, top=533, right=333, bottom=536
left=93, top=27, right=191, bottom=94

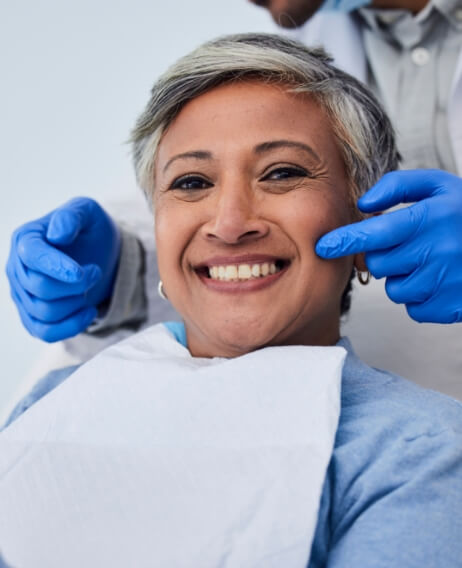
left=0, top=324, right=345, bottom=568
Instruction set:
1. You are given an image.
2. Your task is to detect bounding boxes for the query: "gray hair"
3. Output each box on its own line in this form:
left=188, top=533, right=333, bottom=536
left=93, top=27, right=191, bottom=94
left=131, top=33, right=399, bottom=206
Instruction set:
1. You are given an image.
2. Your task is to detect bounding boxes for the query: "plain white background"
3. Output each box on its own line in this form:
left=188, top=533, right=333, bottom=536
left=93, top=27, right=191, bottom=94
left=0, top=0, right=275, bottom=417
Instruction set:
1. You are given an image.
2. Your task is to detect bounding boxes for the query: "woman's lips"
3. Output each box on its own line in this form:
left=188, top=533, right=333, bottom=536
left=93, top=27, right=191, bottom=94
left=194, top=255, right=290, bottom=293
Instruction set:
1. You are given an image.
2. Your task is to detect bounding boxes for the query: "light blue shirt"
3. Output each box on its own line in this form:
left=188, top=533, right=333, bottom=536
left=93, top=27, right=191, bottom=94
left=4, top=323, right=462, bottom=567
left=358, top=0, right=462, bottom=173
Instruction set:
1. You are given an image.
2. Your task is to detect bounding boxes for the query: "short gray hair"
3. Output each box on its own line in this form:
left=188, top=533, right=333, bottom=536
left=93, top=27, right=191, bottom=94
left=131, top=33, right=399, bottom=205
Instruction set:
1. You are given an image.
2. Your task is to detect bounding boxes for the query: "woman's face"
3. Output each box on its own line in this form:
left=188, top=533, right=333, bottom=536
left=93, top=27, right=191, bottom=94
left=154, top=81, right=362, bottom=358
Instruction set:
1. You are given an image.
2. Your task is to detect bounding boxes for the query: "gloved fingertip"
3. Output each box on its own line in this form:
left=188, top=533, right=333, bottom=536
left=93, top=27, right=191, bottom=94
left=315, top=242, right=329, bottom=258
left=46, top=210, right=80, bottom=245
left=357, top=195, right=378, bottom=213
left=315, top=237, right=340, bottom=258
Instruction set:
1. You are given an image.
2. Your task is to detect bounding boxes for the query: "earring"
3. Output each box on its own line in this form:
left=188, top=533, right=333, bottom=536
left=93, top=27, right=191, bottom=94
left=357, top=270, right=371, bottom=286
left=158, top=280, right=167, bottom=300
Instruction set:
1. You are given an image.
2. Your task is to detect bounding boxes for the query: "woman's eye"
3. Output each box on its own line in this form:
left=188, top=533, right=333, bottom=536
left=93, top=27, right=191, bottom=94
left=262, top=167, right=309, bottom=181
left=170, top=176, right=212, bottom=191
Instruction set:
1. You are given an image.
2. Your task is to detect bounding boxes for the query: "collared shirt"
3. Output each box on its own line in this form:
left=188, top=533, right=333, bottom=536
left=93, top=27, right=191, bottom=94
left=357, top=0, right=462, bottom=172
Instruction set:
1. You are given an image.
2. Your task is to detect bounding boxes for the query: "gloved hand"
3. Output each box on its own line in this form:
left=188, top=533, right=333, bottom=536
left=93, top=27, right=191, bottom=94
left=6, top=197, right=121, bottom=342
left=316, top=169, right=462, bottom=323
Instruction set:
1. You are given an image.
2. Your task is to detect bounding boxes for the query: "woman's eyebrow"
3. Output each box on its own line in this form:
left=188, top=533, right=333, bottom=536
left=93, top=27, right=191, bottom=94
left=163, top=150, right=212, bottom=173
left=254, top=140, right=321, bottom=163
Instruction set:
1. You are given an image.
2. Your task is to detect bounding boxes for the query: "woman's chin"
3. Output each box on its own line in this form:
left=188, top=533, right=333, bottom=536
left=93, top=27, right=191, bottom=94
left=186, top=308, right=340, bottom=357
left=191, top=318, right=281, bottom=358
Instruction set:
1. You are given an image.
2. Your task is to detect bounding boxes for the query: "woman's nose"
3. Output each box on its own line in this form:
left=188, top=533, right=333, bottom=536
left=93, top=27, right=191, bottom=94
left=203, top=185, right=269, bottom=245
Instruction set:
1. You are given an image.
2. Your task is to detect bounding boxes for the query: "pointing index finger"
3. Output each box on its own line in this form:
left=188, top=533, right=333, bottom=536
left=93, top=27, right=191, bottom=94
left=316, top=204, right=426, bottom=259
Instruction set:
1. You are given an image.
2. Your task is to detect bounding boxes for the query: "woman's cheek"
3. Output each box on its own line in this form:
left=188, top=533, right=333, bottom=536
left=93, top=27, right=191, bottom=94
left=289, top=207, right=336, bottom=251
left=292, top=199, right=353, bottom=293
left=155, top=205, right=179, bottom=278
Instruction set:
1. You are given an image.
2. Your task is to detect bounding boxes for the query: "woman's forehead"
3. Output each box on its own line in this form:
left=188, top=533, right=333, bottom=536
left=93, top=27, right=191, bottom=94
left=155, top=81, right=337, bottom=168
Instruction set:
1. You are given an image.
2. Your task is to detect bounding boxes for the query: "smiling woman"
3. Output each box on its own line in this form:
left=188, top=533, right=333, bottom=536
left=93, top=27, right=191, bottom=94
left=154, top=81, right=363, bottom=356
left=1, top=33, right=461, bottom=568
left=130, top=33, right=398, bottom=358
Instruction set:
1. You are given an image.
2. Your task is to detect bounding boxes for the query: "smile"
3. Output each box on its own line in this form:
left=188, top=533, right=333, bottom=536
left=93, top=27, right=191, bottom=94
left=194, top=256, right=290, bottom=291
left=208, top=260, right=284, bottom=281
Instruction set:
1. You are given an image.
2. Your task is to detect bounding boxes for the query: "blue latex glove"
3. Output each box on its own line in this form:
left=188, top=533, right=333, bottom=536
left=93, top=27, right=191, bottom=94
left=6, top=197, right=121, bottom=342
left=316, top=170, right=462, bottom=323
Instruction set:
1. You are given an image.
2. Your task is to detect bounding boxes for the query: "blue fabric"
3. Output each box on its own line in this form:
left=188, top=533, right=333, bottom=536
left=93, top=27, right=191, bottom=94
left=163, top=320, right=188, bottom=347
left=4, top=326, right=462, bottom=566
left=2, top=364, right=80, bottom=430
left=321, top=0, right=370, bottom=12
left=309, top=339, right=462, bottom=567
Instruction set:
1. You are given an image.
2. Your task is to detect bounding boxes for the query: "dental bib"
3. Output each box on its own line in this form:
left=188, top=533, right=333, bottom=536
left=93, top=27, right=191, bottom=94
left=0, top=324, right=345, bottom=568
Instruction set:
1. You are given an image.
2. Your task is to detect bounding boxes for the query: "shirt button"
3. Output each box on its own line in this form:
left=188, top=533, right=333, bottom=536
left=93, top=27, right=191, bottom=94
left=378, top=12, right=400, bottom=24
left=411, top=47, right=430, bottom=66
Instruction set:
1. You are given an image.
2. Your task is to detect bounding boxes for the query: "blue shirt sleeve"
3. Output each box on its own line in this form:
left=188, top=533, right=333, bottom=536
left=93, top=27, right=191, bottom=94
left=326, top=428, right=462, bottom=567
left=1, top=365, right=80, bottom=430
left=309, top=339, right=462, bottom=567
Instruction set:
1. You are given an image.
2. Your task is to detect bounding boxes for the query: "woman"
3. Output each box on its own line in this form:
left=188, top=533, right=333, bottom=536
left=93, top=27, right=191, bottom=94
left=1, top=34, right=461, bottom=567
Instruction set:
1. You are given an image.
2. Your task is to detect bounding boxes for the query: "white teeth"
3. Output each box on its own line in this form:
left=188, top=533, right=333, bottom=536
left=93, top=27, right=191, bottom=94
left=207, top=261, right=282, bottom=281
left=238, top=264, right=252, bottom=279
left=225, top=265, right=238, bottom=280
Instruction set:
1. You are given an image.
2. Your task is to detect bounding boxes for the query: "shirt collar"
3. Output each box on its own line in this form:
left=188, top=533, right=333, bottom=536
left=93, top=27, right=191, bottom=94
left=337, top=335, right=383, bottom=388
left=432, top=0, right=462, bottom=28
left=358, top=0, right=462, bottom=49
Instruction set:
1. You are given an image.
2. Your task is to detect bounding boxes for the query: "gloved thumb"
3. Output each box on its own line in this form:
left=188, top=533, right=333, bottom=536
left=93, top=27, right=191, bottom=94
left=46, top=208, right=83, bottom=245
